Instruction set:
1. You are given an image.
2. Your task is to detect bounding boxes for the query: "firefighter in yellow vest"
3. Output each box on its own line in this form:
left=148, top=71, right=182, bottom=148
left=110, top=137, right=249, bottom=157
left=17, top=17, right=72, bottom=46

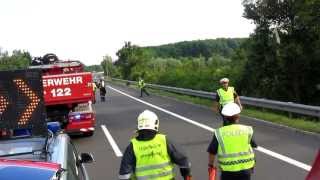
left=118, top=110, right=192, bottom=180
left=92, top=82, right=97, bottom=104
left=138, top=77, right=150, bottom=97
left=213, top=78, right=242, bottom=126
left=207, top=103, right=257, bottom=180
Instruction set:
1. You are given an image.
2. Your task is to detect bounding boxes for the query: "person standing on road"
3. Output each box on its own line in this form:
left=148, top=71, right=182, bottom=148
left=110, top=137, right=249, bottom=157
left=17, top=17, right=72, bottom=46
left=99, top=78, right=106, bottom=102
left=207, top=103, right=257, bottom=180
left=92, top=82, right=97, bottom=104
left=138, top=77, right=149, bottom=97
left=213, top=78, right=242, bottom=126
left=118, top=110, right=192, bottom=180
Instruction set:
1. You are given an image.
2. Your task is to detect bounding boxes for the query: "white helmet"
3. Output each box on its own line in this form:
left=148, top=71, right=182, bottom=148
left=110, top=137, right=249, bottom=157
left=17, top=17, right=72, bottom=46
left=221, top=103, right=241, bottom=117
left=137, top=110, right=159, bottom=131
left=219, top=78, right=229, bottom=84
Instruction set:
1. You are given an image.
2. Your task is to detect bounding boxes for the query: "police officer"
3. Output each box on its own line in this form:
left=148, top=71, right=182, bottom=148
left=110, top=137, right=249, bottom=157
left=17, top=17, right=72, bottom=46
left=119, top=110, right=192, bottom=180
left=207, top=103, right=257, bottom=180
left=138, top=77, right=149, bottom=97
left=213, top=78, right=242, bottom=126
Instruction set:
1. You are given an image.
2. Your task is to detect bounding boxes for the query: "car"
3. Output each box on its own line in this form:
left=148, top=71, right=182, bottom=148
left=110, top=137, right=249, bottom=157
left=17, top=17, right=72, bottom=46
left=0, top=123, right=94, bottom=180
left=0, top=69, right=94, bottom=180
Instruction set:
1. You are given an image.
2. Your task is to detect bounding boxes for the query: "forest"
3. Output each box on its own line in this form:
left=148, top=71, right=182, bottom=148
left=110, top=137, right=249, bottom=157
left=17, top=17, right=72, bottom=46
left=108, top=0, right=320, bottom=105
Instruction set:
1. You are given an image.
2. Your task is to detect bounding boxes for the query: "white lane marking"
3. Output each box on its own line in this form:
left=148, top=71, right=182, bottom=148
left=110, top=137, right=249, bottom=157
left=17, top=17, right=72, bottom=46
left=101, top=125, right=123, bottom=157
left=257, top=147, right=311, bottom=171
left=108, top=85, right=312, bottom=171
left=108, top=86, right=213, bottom=132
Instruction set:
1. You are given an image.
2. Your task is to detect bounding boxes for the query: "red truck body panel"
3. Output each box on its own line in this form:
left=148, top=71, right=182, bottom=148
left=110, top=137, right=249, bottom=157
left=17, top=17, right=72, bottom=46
left=43, top=72, right=94, bottom=106
left=30, top=58, right=96, bottom=135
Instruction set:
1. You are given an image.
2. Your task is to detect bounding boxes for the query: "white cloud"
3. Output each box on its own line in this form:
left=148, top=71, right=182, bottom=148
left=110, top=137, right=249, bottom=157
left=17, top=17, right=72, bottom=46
left=0, top=0, right=255, bottom=65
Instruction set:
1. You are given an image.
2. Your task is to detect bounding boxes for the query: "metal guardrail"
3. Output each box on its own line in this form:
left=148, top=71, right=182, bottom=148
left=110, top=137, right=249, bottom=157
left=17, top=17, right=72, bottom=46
left=111, top=78, right=320, bottom=118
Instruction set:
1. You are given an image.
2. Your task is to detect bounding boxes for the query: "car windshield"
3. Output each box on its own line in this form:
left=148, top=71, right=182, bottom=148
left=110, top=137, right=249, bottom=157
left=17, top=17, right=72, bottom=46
left=0, top=165, right=57, bottom=180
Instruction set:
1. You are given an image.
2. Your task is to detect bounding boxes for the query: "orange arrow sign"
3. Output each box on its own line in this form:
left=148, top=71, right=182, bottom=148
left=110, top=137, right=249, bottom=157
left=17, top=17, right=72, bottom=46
left=13, top=79, right=41, bottom=125
left=0, top=95, right=9, bottom=115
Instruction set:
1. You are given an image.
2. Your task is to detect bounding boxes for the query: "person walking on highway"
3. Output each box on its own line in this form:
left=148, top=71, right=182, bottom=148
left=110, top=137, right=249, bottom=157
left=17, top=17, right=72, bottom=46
left=207, top=103, right=257, bottom=180
left=138, top=77, right=149, bottom=97
left=213, top=78, right=242, bottom=126
left=99, top=78, right=106, bottom=102
left=118, top=110, right=192, bottom=180
left=92, top=82, right=97, bottom=104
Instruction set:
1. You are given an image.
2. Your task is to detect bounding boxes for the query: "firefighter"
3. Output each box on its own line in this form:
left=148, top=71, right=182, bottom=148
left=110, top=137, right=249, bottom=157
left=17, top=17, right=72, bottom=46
left=99, top=79, right=106, bottom=102
left=119, top=110, right=192, bottom=180
left=138, top=77, right=149, bottom=97
left=92, top=82, right=97, bottom=104
left=207, top=103, right=257, bottom=180
left=213, top=78, right=242, bottom=126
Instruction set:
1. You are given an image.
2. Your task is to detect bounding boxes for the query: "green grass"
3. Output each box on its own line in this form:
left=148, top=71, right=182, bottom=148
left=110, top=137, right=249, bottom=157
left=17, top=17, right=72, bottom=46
left=242, top=108, right=320, bottom=133
left=111, top=80, right=320, bottom=134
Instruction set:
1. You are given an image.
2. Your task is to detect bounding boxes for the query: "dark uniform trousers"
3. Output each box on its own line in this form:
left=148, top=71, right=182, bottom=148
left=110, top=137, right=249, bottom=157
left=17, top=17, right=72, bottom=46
left=221, top=169, right=252, bottom=180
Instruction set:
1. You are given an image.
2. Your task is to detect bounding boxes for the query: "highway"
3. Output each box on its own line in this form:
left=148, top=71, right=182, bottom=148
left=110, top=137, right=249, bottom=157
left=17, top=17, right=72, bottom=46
left=73, top=83, right=320, bottom=180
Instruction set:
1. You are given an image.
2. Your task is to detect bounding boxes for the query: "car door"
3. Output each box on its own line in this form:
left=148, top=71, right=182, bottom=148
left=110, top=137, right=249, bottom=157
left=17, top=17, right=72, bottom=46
left=67, top=141, right=80, bottom=180
left=69, top=142, right=90, bottom=180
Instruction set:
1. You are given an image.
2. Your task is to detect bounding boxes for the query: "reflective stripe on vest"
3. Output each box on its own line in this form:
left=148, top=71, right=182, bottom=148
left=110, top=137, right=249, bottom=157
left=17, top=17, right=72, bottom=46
left=135, top=169, right=175, bottom=180
left=215, top=124, right=255, bottom=172
left=217, top=87, right=235, bottom=106
left=131, top=134, right=175, bottom=180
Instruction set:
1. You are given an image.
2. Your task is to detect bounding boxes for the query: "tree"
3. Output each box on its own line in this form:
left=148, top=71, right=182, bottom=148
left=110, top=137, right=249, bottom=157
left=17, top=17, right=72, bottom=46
left=0, top=49, right=31, bottom=70
left=84, top=65, right=104, bottom=72
left=242, top=0, right=320, bottom=105
left=115, top=42, right=150, bottom=80
left=101, top=55, right=114, bottom=77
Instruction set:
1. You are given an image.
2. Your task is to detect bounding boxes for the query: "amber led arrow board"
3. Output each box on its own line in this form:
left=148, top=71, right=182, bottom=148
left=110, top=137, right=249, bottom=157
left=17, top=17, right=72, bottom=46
left=0, top=96, right=9, bottom=115
left=13, top=79, right=41, bottom=126
left=0, top=69, right=47, bottom=137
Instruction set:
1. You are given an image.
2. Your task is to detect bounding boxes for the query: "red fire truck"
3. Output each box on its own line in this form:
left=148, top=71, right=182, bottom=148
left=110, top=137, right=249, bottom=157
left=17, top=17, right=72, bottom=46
left=30, top=54, right=96, bottom=136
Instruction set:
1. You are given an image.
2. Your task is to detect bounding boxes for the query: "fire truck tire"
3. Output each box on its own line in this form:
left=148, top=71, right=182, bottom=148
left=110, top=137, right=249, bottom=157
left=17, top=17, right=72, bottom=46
left=42, top=53, right=59, bottom=64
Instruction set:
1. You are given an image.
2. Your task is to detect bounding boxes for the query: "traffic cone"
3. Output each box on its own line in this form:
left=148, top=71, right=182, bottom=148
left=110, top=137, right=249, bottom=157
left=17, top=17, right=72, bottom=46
left=306, top=149, right=320, bottom=180
left=208, top=166, right=217, bottom=180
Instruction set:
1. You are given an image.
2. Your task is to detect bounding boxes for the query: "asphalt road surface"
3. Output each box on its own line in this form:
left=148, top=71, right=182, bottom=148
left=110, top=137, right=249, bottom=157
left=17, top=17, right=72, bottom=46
left=73, top=83, right=320, bottom=180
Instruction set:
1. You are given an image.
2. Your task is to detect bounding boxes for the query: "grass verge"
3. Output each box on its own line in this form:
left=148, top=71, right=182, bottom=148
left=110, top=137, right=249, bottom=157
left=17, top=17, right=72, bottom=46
left=110, top=81, right=320, bottom=134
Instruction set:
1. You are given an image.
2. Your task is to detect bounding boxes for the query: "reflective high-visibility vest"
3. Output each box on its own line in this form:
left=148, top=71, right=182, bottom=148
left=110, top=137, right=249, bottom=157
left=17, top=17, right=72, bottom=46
left=215, top=124, right=255, bottom=172
left=217, top=87, right=235, bottom=106
left=92, top=83, right=97, bottom=91
left=131, top=134, right=175, bottom=180
left=138, top=80, right=145, bottom=89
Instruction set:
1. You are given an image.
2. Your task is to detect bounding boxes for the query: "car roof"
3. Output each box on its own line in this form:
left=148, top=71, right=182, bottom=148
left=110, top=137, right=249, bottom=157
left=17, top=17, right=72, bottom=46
left=0, top=159, right=59, bottom=180
left=0, top=137, right=46, bottom=161
left=0, top=134, right=70, bottom=166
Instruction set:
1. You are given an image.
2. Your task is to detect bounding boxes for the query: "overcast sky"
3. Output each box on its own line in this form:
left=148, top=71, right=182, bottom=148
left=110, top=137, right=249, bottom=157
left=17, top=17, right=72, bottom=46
left=0, top=0, right=255, bottom=65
